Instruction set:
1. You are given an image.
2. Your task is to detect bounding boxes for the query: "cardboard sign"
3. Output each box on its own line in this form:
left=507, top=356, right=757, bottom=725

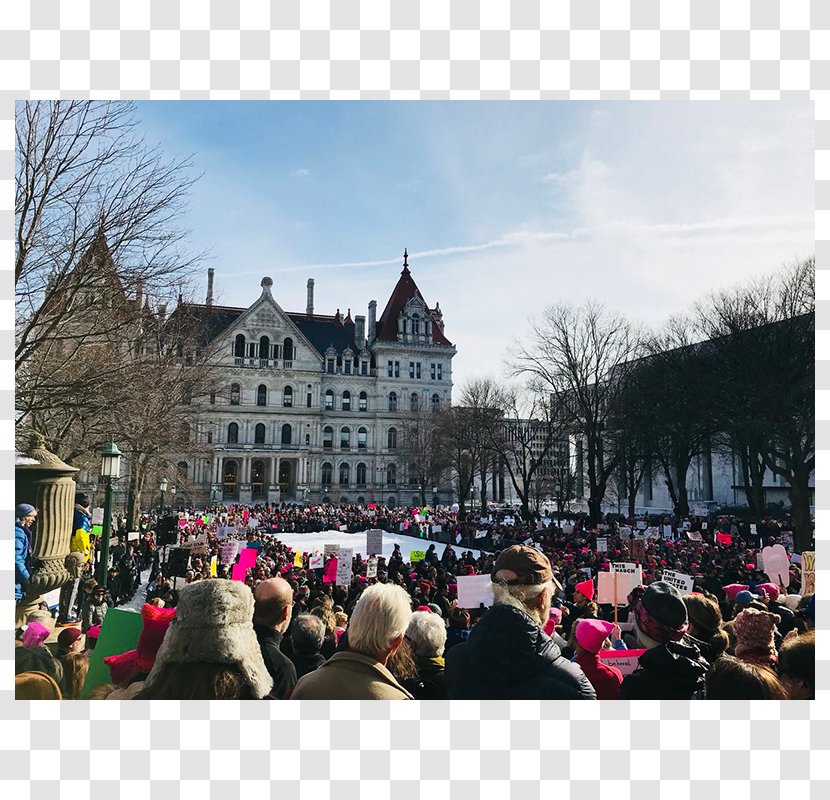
left=309, top=554, right=325, bottom=570
left=366, top=530, right=384, bottom=556
left=801, top=551, right=815, bottom=596
left=475, top=530, right=488, bottom=539
left=456, top=574, right=494, bottom=609
left=661, top=569, right=695, bottom=594
left=323, top=544, right=340, bottom=557
left=294, top=550, right=304, bottom=568
left=410, top=550, right=426, bottom=563
left=687, top=530, right=703, bottom=542
left=220, top=540, right=240, bottom=565
left=630, top=538, right=645, bottom=561
left=662, top=525, right=673, bottom=538
left=760, top=544, right=791, bottom=588
left=599, top=649, right=646, bottom=678
left=91, top=507, right=105, bottom=525
left=596, top=537, right=608, bottom=553
left=336, top=549, right=353, bottom=586
left=597, top=571, right=636, bottom=605
left=636, top=521, right=647, bottom=530
left=366, top=558, right=378, bottom=579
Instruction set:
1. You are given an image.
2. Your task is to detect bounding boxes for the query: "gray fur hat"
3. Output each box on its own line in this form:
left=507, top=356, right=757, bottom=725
left=143, top=580, right=273, bottom=699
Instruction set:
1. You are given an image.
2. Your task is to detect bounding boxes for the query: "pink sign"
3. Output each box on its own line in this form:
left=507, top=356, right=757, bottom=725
left=238, top=549, right=257, bottom=570
left=231, top=564, right=247, bottom=582
left=716, top=532, right=732, bottom=545
left=178, top=519, right=187, bottom=528
left=322, top=558, right=338, bottom=583
left=243, top=509, right=249, bottom=520
left=599, top=649, right=646, bottom=677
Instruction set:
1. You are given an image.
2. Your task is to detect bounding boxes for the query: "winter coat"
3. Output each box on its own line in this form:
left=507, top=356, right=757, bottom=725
left=71, top=507, right=92, bottom=562
left=81, top=597, right=109, bottom=633
left=444, top=604, right=597, bottom=700
left=618, top=638, right=709, bottom=700
left=574, top=652, right=624, bottom=700
left=254, top=625, right=297, bottom=700
left=15, top=522, right=32, bottom=601
left=292, top=651, right=327, bottom=679
left=445, top=626, right=470, bottom=651
left=410, top=655, right=448, bottom=700
left=290, top=651, right=414, bottom=700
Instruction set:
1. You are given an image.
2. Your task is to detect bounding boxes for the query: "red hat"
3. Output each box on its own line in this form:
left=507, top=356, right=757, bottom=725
left=86, top=625, right=101, bottom=640
left=722, top=583, right=749, bottom=601
left=575, top=619, right=615, bottom=654
left=574, top=579, right=594, bottom=601
left=104, top=604, right=175, bottom=687
left=418, top=581, right=431, bottom=594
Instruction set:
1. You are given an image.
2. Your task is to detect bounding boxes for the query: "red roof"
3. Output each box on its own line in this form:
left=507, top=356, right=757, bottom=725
left=376, top=261, right=452, bottom=346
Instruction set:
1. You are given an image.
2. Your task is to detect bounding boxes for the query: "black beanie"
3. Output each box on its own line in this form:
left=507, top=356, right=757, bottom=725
left=75, top=492, right=91, bottom=508
left=641, top=581, right=688, bottom=630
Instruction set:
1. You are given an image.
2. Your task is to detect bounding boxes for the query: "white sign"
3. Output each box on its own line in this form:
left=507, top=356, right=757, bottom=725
left=367, top=509, right=376, bottom=517
left=597, top=571, right=631, bottom=605
left=127, top=531, right=140, bottom=541
left=91, top=507, right=105, bottom=525
left=247, top=518, right=259, bottom=529
left=663, top=525, right=673, bottom=538
left=309, top=554, right=324, bottom=570
left=475, top=530, right=488, bottom=539
left=686, top=530, right=703, bottom=542
left=750, top=523, right=758, bottom=536
left=366, top=530, right=384, bottom=556
left=503, top=517, right=515, bottom=526
left=432, top=524, right=443, bottom=533
left=339, top=524, right=348, bottom=532
left=323, top=544, right=340, bottom=557
left=661, top=570, right=695, bottom=594
left=619, top=526, right=632, bottom=537
left=523, top=537, right=534, bottom=546
left=644, top=527, right=660, bottom=539
left=760, top=544, right=791, bottom=588
left=599, top=649, right=645, bottom=677
left=596, top=537, right=608, bottom=553
left=701, top=522, right=708, bottom=531
left=636, top=521, right=647, bottom=530
left=366, top=558, right=378, bottom=579
left=455, top=532, right=462, bottom=544
left=456, top=574, right=494, bottom=609
left=220, top=540, right=240, bottom=565
left=336, top=548, right=353, bottom=586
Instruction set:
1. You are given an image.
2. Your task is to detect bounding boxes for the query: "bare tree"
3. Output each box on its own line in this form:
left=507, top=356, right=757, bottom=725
left=434, top=406, right=478, bottom=513
left=514, top=302, right=643, bottom=525
left=399, top=402, right=449, bottom=507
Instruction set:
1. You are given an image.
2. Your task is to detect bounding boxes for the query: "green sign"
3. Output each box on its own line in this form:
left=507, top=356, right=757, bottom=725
left=80, top=609, right=144, bottom=698
left=410, top=550, right=426, bottom=563
left=91, top=524, right=103, bottom=536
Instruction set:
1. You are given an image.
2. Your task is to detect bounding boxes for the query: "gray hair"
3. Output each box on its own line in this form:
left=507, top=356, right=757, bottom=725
left=348, top=583, right=413, bottom=661
left=291, top=613, right=326, bottom=655
left=491, top=570, right=554, bottom=628
left=405, top=610, right=447, bottom=658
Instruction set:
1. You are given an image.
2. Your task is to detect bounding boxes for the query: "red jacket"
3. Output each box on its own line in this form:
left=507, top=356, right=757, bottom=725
left=575, top=652, right=623, bottom=700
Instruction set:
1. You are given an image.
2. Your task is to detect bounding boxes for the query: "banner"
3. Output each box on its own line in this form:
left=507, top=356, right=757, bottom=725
left=410, top=550, right=426, bottom=563
left=366, top=530, right=384, bottom=556
left=309, top=554, right=325, bottom=570
left=91, top=507, right=105, bottom=525
left=336, top=549, right=353, bottom=586
left=456, top=574, right=494, bottom=608
left=599, top=649, right=646, bottom=678
left=661, top=569, right=694, bottom=594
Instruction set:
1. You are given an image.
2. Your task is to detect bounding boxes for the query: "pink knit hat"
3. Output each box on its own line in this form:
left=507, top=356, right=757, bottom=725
left=575, top=619, right=615, bottom=654
left=722, top=583, right=749, bottom=601
left=755, top=582, right=780, bottom=601
left=543, top=607, right=563, bottom=637
left=732, top=607, right=780, bottom=665
left=21, top=621, right=51, bottom=648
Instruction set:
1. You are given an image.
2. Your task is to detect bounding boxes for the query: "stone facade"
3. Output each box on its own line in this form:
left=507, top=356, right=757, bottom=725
left=176, top=254, right=456, bottom=506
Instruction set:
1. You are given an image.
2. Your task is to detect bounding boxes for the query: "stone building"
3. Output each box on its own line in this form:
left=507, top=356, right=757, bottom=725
left=172, top=251, right=456, bottom=506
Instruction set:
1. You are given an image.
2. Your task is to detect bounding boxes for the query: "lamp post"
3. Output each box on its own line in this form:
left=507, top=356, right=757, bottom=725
left=170, top=484, right=177, bottom=513
left=158, top=477, right=168, bottom=516
left=98, top=441, right=122, bottom=589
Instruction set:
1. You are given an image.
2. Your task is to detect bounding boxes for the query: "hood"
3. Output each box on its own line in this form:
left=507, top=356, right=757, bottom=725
left=458, top=604, right=562, bottom=686
left=638, top=637, right=709, bottom=693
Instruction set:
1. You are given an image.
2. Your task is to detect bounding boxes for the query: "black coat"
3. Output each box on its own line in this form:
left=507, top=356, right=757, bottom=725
left=292, top=651, right=327, bottom=679
left=618, top=638, right=709, bottom=700
left=444, top=604, right=597, bottom=700
left=254, top=624, right=297, bottom=700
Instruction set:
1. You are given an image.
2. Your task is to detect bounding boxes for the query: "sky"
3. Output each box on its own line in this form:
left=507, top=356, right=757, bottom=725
left=136, top=101, right=815, bottom=396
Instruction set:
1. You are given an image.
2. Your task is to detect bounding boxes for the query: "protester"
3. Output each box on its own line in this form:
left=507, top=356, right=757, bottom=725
left=731, top=607, right=781, bottom=667
left=15, top=645, right=63, bottom=688
left=289, top=614, right=327, bottom=679
left=15, top=503, right=36, bottom=603
left=704, top=655, right=787, bottom=700
left=445, top=607, right=471, bottom=651
left=683, top=592, right=729, bottom=663
left=135, top=580, right=273, bottom=700
left=71, top=493, right=92, bottom=565
left=777, top=630, right=815, bottom=700
left=81, top=584, right=109, bottom=633
left=755, top=582, right=797, bottom=636
left=404, top=610, right=448, bottom=699
left=290, top=583, right=414, bottom=699
left=573, top=619, right=624, bottom=700
left=252, top=577, right=297, bottom=699
left=21, top=621, right=51, bottom=649
left=56, top=627, right=85, bottom=658
left=445, top=545, right=596, bottom=700
left=60, top=652, right=90, bottom=700
left=619, top=583, right=708, bottom=700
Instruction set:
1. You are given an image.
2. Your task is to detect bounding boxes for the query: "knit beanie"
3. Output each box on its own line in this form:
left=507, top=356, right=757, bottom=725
left=754, top=582, right=780, bottom=601
left=722, top=584, right=750, bottom=602
left=732, top=607, right=780, bottom=665
left=575, top=619, right=615, bottom=654
left=15, top=503, right=36, bottom=521
left=630, top=581, right=689, bottom=647
left=15, top=671, right=62, bottom=700
left=143, top=580, right=273, bottom=699
left=21, top=622, right=51, bottom=648
left=574, top=579, right=595, bottom=601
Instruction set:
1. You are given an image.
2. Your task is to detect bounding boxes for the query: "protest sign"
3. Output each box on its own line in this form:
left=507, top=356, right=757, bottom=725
left=682, top=521, right=691, bottom=531
left=523, top=537, right=534, bottom=546
left=760, top=544, right=791, bottom=588
left=802, top=551, right=815, bottom=595
left=127, top=531, right=140, bottom=541
left=661, top=570, right=695, bottom=594
left=80, top=609, right=144, bottom=698
left=619, top=526, right=632, bottom=537
left=247, top=518, right=259, bottom=529
left=336, top=548, right=353, bottom=586
left=339, top=524, right=348, bottom=532
left=630, top=538, right=645, bottom=561
left=645, top=527, right=661, bottom=540
left=178, top=519, right=187, bottom=529
left=562, top=524, right=574, bottom=534
left=294, top=550, right=304, bottom=568
left=596, top=537, right=608, bottom=553
left=701, top=522, right=708, bottom=530
left=399, top=522, right=406, bottom=532
left=599, top=649, right=646, bottom=678
left=210, top=555, right=217, bottom=577
left=780, top=531, right=794, bottom=551
left=455, top=533, right=462, bottom=544
left=410, top=550, right=426, bottom=563
left=750, top=523, right=757, bottom=536
left=636, top=521, right=647, bottom=530
left=322, top=558, right=337, bottom=583
left=231, top=564, right=247, bottom=582
left=597, top=571, right=633, bottom=605
left=432, top=524, right=443, bottom=533
left=687, top=530, right=703, bottom=542
left=91, top=507, right=105, bottom=525
left=456, top=574, right=494, bottom=608
left=237, top=548, right=257, bottom=570
left=475, top=530, right=488, bottom=539
left=215, top=525, right=233, bottom=539
left=323, top=544, right=340, bottom=557
left=91, top=524, right=103, bottom=537
left=366, top=529, right=384, bottom=556
left=367, top=509, right=376, bottom=517
left=790, top=552, right=802, bottom=565
left=220, top=540, right=240, bottom=565
left=663, top=525, right=673, bottom=538
left=309, top=554, right=324, bottom=570
left=366, top=558, right=378, bottom=579
left=716, top=532, right=732, bottom=545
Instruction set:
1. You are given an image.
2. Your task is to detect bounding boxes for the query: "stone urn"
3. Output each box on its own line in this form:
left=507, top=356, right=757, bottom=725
left=15, top=434, right=79, bottom=623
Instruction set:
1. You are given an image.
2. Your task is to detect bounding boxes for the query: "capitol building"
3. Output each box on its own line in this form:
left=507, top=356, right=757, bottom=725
left=173, top=251, right=456, bottom=506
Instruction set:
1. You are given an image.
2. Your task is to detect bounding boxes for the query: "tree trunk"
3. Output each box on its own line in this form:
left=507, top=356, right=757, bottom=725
left=746, top=447, right=766, bottom=520
left=479, top=459, right=488, bottom=514
left=789, top=468, right=814, bottom=553
left=673, top=457, right=691, bottom=518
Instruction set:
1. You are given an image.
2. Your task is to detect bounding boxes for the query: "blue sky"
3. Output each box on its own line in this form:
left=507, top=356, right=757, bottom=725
left=137, top=101, right=814, bottom=393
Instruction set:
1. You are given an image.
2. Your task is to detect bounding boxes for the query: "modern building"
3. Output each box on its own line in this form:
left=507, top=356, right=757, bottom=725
left=171, top=251, right=456, bottom=506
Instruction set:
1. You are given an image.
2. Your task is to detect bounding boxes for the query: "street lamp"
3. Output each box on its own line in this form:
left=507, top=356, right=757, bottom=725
left=98, top=441, right=122, bottom=589
left=170, top=484, right=177, bottom=512
left=158, top=477, right=168, bottom=516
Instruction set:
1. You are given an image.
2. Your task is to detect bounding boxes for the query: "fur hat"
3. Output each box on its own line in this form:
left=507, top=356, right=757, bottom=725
left=143, top=580, right=272, bottom=699
left=732, top=607, right=780, bottom=665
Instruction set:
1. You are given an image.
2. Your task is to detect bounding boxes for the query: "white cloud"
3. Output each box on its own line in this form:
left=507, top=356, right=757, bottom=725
left=290, top=168, right=310, bottom=177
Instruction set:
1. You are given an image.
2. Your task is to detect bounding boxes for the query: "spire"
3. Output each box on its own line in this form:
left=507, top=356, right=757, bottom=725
left=402, top=248, right=409, bottom=274
left=344, top=307, right=353, bottom=323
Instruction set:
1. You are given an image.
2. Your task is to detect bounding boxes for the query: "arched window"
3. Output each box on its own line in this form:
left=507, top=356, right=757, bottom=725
left=283, top=386, right=293, bottom=407
left=340, top=496, right=349, bottom=505
left=281, top=424, right=292, bottom=445
left=356, top=463, right=367, bottom=485
left=223, top=460, right=238, bottom=498
left=259, top=335, right=270, bottom=363
left=357, top=496, right=365, bottom=505
left=387, top=427, right=397, bottom=450
left=234, top=334, right=246, bottom=358
left=386, top=464, right=397, bottom=485
left=339, top=463, right=350, bottom=486
left=228, top=422, right=239, bottom=444
left=251, top=460, right=266, bottom=499
left=340, top=426, right=350, bottom=449
left=283, top=337, right=294, bottom=362
left=323, top=426, right=333, bottom=448
left=410, top=392, right=419, bottom=411
left=257, top=384, right=267, bottom=406
left=411, top=314, right=420, bottom=336
left=254, top=423, right=266, bottom=444
left=388, top=495, right=397, bottom=507
left=321, top=462, right=332, bottom=486
left=324, top=389, right=334, bottom=410
left=357, top=427, right=367, bottom=449
left=359, top=391, right=368, bottom=412
left=431, top=393, right=440, bottom=412
left=341, top=390, right=351, bottom=411
left=388, top=392, right=397, bottom=412
left=230, top=383, right=241, bottom=405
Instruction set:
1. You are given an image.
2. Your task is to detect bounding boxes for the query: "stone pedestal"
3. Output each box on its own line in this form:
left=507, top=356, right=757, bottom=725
left=15, top=435, right=79, bottom=626
left=267, top=484, right=280, bottom=505
left=239, top=483, right=253, bottom=504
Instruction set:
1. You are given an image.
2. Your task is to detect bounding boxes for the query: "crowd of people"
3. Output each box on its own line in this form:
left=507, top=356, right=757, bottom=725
left=14, top=497, right=815, bottom=701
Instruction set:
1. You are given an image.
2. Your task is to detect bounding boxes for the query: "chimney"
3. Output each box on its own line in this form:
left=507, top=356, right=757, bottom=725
left=158, top=303, right=168, bottom=322
left=354, top=314, right=365, bottom=345
left=206, top=268, right=215, bottom=306
left=135, top=278, right=144, bottom=306
left=368, top=300, right=377, bottom=343
left=306, top=278, right=315, bottom=316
